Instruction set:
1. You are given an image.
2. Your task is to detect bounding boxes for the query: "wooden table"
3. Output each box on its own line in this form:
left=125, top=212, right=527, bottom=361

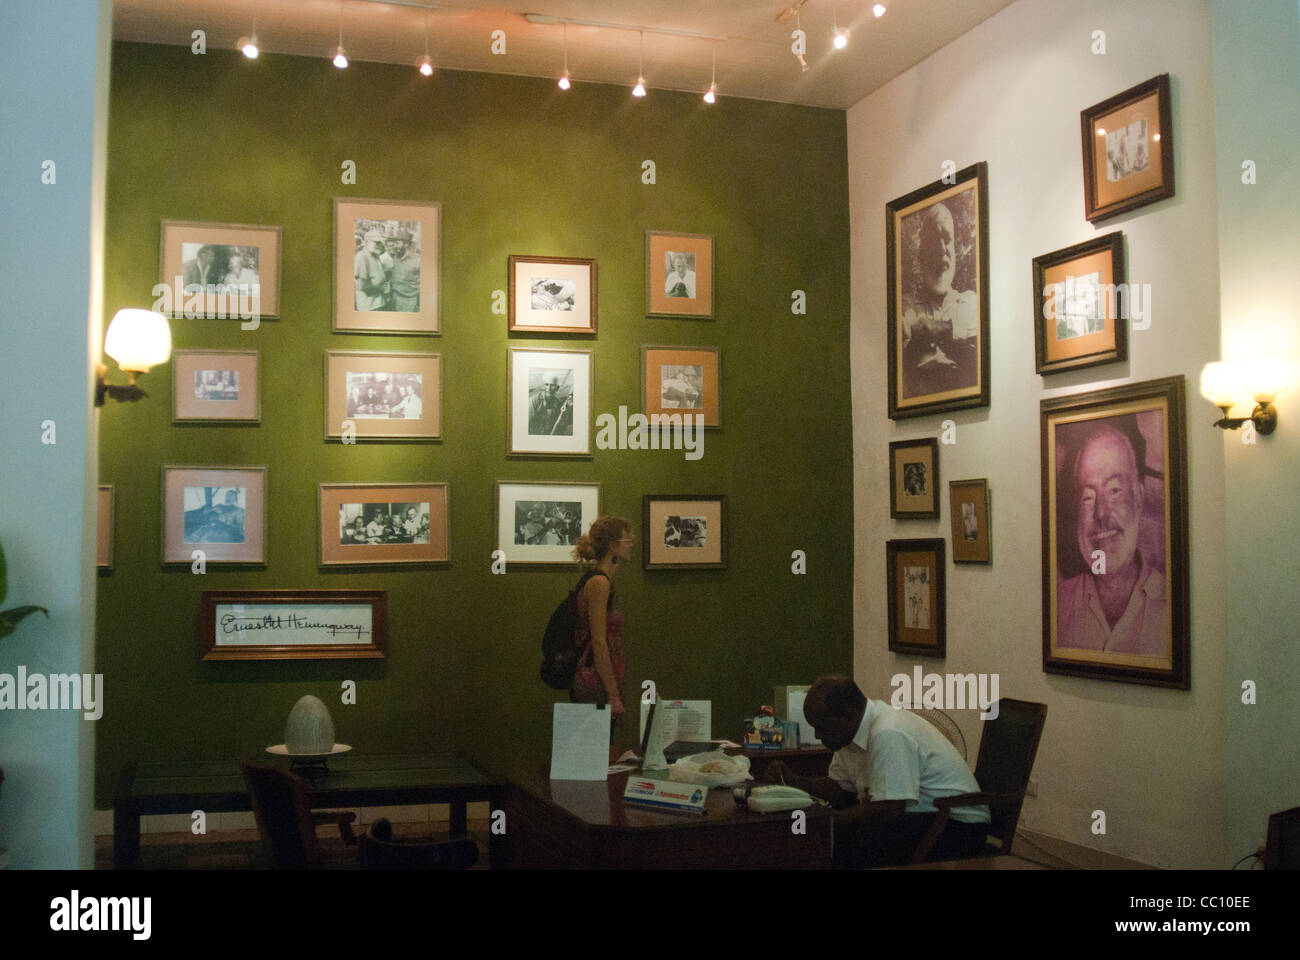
left=113, top=752, right=500, bottom=869
left=494, top=763, right=833, bottom=869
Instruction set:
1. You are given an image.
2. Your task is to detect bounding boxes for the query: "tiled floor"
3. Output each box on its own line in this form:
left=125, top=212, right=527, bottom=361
left=95, top=819, right=493, bottom=870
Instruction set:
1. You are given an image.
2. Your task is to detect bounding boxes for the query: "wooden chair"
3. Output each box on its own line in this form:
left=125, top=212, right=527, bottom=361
left=911, top=698, right=1047, bottom=864
left=1263, top=805, right=1300, bottom=870
left=357, top=817, right=478, bottom=870
left=238, top=759, right=357, bottom=869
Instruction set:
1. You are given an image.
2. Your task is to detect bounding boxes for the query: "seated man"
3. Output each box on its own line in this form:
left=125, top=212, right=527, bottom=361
left=766, top=674, right=989, bottom=867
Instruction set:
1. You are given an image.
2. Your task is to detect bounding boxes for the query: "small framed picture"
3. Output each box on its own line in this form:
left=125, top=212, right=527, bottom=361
left=642, top=345, right=720, bottom=428
left=646, top=230, right=714, bottom=319
left=199, top=590, right=387, bottom=661
left=508, top=255, right=597, bottom=335
left=1081, top=74, right=1174, bottom=223
left=508, top=347, right=593, bottom=457
left=1032, top=233, right=1127, bottom=376
left=319, top=482, right=449, bottom=567
left=334, top=198, right=441, bottom=335
left=324, top=351, right=441, bottom=441
left=162, top=465, right=266, bottom=566
left=172, top=350, right=260, bottom=423
left=889, top=438, right=940, bottom=520
left=158, top=220, right=281, bottom=321
left=495, top=481, right=600, bottom=566
left=1041, top=376, right=1189, bottom=688
left=643, top=495, right=727, bottom=570
left=886, top=538, right=946, bottom=657
left=949, top=479, right=991, bottom=564
left=97, top=484, right=114, bottom=571
left=886, top=163, right=990, bottom=420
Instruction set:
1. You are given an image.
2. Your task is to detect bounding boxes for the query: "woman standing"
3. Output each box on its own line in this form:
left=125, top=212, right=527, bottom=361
left=571, top=516, right=633, bottom=727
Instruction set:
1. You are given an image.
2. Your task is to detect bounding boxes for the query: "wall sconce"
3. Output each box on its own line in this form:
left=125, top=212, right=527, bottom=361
left=1199, top=359, right=1288, bottom=435
left=95, top=308, right=172, bottom=407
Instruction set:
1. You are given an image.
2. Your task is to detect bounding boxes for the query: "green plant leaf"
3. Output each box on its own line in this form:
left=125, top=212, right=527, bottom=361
left=0, top=605, right=48, bottom=639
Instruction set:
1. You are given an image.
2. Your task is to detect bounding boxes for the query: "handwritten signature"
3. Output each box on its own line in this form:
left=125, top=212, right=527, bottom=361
left=219, top=613, right=369, bottom=640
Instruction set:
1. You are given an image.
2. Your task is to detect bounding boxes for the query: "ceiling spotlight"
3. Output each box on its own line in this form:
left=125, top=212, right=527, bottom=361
left=632, top=30, right=646, bottom=97
left=333, top=46, right=348, bottom=69
left=633, top=76, right=647, bottom=97
left=416, top=54, right=433, bottom=76
left=703, top=82, right=716, bottom=104
left=833, top=29, right=849, bottom=49
left=873, top=3, right=887, bottom=17
left=238, top=36, right=259, bottom=59
left=558, top=71, right=571, bottom=90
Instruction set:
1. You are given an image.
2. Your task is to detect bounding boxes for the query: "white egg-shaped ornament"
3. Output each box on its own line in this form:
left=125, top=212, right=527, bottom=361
left=284, top=695, right=335, bottom=755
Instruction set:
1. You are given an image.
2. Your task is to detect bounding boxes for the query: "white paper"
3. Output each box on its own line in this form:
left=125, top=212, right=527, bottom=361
left=787, top=691, right=821, bottom=746
left=549, top=703, right=611, bottom=780
left=639, top=699, right=712, bottom=744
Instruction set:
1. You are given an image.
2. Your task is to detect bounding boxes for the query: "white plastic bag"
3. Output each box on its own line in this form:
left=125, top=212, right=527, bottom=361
left=668, top=750, right=752, bottom=788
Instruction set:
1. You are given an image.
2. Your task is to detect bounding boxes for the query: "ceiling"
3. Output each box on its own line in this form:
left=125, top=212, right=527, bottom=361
left=111, top=0, right=1017, bottom=110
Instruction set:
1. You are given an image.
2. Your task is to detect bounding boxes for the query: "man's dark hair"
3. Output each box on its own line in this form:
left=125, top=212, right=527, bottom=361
left=810, top=674, right=866, bottom=718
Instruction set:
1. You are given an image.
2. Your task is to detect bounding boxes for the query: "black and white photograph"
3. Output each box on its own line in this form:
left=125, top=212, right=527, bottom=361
left=513, top=500, right=583, bottom=546
left=889, top=437, right=940, bottom=519
left=904, top=565, right=930, bottom=630
left=664, top=516, right=707, bottom=549
left=903, top=462, right=928, bottom=497
left=1105, top=118, right=1149, bottom=182
left=659, top=364, right=704, bottom=409
left=183, top=486, right=246, bottom=543
left=345, top=372, right=423, bottom=420
left=351, top=219, right=422, bottom=313
left=179, top=242, right=261, bottom=294
left=663, top=251, right=697, bottom=299
left=194, top=369, right=239, bottom=402
left=530, top=277, right=576, bottom=311
left=527, top=368, right=574, bottom=437
left=886, top=164, right=989, bottom=419
left=339, top=501, right=431, bottom=545
left=961, top=502, right=978, bottom=542
left=1050, top=271, right=1105, bottom=340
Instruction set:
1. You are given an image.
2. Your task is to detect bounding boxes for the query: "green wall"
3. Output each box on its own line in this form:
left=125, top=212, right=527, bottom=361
left=96, top=42, right=852, bottom=803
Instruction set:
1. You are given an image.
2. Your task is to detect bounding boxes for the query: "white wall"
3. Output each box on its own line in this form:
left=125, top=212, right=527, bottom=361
left=0, top=0, right=110, bottom=869
left=848, top=0, right=1228, bottom=867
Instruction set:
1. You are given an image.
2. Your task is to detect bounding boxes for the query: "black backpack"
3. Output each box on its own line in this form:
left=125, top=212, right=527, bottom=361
left=539, top=571, right=607, bottom=690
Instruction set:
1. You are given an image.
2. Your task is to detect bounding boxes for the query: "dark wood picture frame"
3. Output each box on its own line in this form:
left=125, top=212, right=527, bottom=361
left=643, top=494, right=727, bottom=570
left=508, top=255, right=597, bottom=335
left=199, top=589, right=388, bottom=661
left=886, top=162, right=990, bottom=420
left=889, top=437, right=940, bottom=520
left=1081, top=73, right=1174, bottom=223
left=1040, top=376, right=1189, bottom=689
left=886, top=538, right=946, bottom=657
left=949, top=479, right=991, bottom=564
left=1032, top=232, right=1127, bottom=376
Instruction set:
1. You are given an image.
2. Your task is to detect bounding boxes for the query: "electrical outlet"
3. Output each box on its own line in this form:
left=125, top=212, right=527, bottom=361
left=1026, top=778, right=1038, bottom=798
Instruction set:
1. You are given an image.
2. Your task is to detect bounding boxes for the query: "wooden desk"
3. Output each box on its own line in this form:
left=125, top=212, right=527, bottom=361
left=113, top=753, right=499, bottom=869
left=883, top=854, right=1051, bottom=870
left=495, top=764, right=833, bottom=869
left=734, top=745, right=832, bottom=780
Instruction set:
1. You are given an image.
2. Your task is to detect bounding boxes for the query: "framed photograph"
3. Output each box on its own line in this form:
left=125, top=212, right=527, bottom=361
left=949, top=479, right=991, bottom=564
left=889, top=438, right=940, bottom=520
left=643, top=495, right=726, bottom=569
left=646, top=230, right=714, bottom=319
left=319, top=482, right=449, bottom=567
left=158, top=219, right=281, bottom=321
left=172, top=350, right=260, bottom=423
left=886, top=162, right=990, bottom=420
left=1040, top=376, right=1189, bottom=688
left=334, top=198, right=441, bottom=335
left=97, top=484, right=114, bottom=571
left=642, top=345, right=720, bottom=428
left=508, top=255, right=597, bottom=335
left=1081, top=74, right=1174, bottom=223
left=508, top=347, right=592, bottom=457
left=886, top=539, right=946, bottom=657
left=1032, top=233, right=1127, bottom=376
left=495, top=481, right=600, bottom=566
left=324, top=351, right=441, bottom=441
left=199, top=590, right=387, bottom=662
left=161, top=465, right=266, bottom=566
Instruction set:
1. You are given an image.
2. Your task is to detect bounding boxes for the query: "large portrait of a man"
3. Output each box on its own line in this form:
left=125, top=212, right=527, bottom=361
left=1040, top=377, right=1189, bottom=688
left=886, top=162, right=990, bottom=420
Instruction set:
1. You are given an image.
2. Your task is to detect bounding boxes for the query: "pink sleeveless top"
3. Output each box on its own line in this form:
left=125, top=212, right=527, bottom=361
left=572, top=574, right=625, bottom=704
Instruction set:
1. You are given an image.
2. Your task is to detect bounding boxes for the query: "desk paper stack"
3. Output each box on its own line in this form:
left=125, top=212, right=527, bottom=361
left=550, top=703, right=611, bottom=781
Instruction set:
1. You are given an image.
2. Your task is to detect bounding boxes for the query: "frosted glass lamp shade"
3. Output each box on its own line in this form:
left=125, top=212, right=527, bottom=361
left=1199, top=361, right=1243, bottom=409
left=284, top=695, right=336, bottom=755
left=104, top=309, right=171, bottom=374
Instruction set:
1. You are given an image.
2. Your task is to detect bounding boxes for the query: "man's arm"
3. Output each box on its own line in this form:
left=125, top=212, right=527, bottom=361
left=764, top=760, right=857, bottom=809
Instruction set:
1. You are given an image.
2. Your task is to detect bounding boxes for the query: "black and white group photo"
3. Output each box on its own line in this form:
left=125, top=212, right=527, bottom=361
left=1106, top=117, right=1150, bottom=182
left=182, top=486, right=246, bottom=544
left=351, top=218, right=422, bottom=312
left=193, top=369, right=239, bottom=402
left=664, top=515, right=707, bottom=548
left=180, top=242, right=261, bottom=294
left=514, top=500, right=582, bottom=546
left=339, top=501, right=431, bottom=545
left=1050, top=270, right=1106, bottom=341
left=659, top=364, right=704, bottom=409
left=345, top=372, right=424, bottom=419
